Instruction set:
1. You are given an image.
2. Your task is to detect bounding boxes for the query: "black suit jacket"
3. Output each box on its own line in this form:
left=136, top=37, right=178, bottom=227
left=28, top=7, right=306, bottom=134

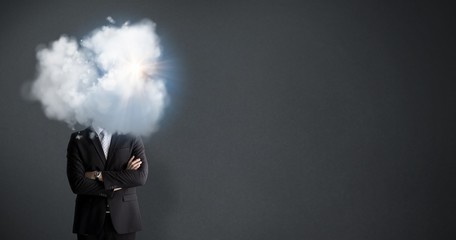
left=66, top=128, right=148, bottom=234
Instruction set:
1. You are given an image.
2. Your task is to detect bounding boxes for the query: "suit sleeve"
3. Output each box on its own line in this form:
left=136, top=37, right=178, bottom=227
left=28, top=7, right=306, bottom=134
left=66, top=133, right=113, bottom=197
left=102, top=136, right=148, bottom=190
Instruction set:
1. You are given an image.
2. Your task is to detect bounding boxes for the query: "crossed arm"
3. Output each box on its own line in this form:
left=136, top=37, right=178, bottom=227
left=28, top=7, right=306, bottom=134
left=84, top=156, right=142, bottom=191
left=67, top=135, right=148, bottom=197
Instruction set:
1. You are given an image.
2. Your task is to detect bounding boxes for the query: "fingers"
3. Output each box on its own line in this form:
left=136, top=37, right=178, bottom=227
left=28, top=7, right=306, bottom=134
left=130, top=159, right=141, bottom=165
left=126, top=156, right=142, bottom=170
left=128, top=156, right=135, bottom=164
left=130, top=159, right=142, bottom=170
left=127, top=156, right=136, bottom=168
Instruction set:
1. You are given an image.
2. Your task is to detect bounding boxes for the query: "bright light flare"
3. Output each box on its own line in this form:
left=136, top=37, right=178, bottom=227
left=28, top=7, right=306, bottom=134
left=126, top=60, right=156, bottom=78
left=128, top=61, right=145, bottom=76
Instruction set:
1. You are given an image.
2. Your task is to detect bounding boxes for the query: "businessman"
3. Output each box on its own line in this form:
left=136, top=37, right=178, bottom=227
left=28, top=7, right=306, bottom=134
left=67, top=126, right=148, bottom=240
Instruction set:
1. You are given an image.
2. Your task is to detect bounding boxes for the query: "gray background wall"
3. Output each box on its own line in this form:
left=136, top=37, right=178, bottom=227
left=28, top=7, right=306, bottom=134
left=0, top=1, right=455, bottom=239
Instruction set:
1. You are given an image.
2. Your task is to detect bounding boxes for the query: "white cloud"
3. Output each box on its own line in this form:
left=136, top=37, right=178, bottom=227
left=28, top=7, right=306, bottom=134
left=29, top=19, right=167, bottom=136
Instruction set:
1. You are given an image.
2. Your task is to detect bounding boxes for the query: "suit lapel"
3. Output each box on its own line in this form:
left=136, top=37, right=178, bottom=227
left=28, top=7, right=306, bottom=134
left=87, top=128, right=107, bottom=165
left=106, top=133, right=119, bottom=168
left=108, top=133, right=118, bottom=160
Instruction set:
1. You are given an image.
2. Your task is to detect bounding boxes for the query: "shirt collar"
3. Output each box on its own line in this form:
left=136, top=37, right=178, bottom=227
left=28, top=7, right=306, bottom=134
left=92, top=126, right=110, bottom=138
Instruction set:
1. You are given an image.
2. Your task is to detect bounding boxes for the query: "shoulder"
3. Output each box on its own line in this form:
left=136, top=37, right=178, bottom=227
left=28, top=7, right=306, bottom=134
left=68, top=127, right=94, bottom=142
left=114, top=134, right=144, bottom=149
left=115, top=133, right=141, bottom=142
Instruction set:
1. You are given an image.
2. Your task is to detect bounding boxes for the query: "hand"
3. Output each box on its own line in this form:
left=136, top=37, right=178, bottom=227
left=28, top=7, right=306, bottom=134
left=84, top=171, right=97, bottom=180
left=84, top=171, right=103, bottom=181
left=126, top=156, right=142, bottom=170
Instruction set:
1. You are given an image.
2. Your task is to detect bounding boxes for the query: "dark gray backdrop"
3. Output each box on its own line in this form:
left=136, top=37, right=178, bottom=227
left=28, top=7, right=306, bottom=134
left=1, top=1, right=455, bottom=239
